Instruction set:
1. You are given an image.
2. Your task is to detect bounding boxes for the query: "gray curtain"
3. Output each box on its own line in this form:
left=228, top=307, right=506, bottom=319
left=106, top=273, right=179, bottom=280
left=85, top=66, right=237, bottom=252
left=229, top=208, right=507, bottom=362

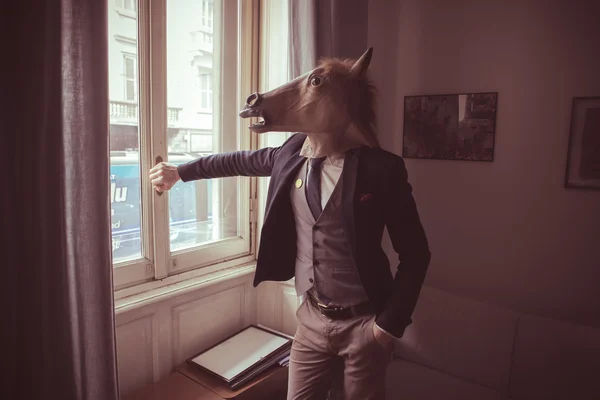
left=289, top=0, right=369, bottom=78
left=3, top=1, right=119, bottom=399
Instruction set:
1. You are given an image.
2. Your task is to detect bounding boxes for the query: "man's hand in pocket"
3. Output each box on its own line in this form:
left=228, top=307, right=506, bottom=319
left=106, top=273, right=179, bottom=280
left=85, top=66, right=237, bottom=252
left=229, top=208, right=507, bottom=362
left=372, top=322, right=394, bottom=349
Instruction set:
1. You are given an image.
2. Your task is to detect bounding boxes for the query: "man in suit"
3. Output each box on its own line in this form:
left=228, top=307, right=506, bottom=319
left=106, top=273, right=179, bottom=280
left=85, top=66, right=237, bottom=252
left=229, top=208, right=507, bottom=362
left=149, top=48, right=431, bottom=400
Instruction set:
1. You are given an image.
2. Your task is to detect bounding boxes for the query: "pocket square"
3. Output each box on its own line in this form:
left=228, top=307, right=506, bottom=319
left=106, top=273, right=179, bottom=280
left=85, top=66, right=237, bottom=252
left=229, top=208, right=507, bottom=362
left=359, top=193, right=374, bottom=203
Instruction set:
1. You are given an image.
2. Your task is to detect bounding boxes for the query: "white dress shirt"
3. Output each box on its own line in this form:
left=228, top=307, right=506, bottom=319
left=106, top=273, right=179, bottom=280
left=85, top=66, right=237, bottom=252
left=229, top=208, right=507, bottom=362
left=306, top=153, right=345, bottom=209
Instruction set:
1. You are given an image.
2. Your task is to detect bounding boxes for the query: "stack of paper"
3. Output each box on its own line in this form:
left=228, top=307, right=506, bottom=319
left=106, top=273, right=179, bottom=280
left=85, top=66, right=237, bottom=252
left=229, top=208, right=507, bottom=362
left=187, top=325, right=293, bottom=390
left=278, top=355, right=290, bottom=367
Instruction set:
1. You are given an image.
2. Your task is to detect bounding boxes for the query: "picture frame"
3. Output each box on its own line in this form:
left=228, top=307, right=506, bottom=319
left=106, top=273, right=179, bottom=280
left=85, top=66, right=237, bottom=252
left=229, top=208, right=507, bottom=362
left=564, top=96, right=600, bottom=190
left=402, top=92, right=498, bottom=162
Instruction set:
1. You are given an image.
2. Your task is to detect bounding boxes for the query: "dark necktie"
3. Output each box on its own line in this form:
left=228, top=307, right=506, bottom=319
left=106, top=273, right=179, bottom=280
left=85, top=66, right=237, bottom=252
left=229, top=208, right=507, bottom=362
left=306, top=157, right=326, bottom=220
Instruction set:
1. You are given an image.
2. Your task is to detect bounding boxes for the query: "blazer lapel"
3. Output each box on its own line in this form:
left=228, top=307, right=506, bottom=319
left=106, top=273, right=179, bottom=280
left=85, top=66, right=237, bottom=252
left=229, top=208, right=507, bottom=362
left=341, top=147, right=360, bottom=261
left=290, top=161, right=315, bottom=224
left=265, top=151, right=306, bottom=218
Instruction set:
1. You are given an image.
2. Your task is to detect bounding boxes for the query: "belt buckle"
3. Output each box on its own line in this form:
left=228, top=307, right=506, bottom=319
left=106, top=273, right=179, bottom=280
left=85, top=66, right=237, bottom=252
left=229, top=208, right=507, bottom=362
left=317, top=301, right=334, bottom=312
left=316, top=301, right=328, bottom=310
left=317, top=302, right=346, bottom=319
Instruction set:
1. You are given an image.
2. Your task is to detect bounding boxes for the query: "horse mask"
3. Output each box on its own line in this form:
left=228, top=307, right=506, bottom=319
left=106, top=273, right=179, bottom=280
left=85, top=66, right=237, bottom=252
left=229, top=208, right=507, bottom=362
left=239, top=47, right=379, bottom=158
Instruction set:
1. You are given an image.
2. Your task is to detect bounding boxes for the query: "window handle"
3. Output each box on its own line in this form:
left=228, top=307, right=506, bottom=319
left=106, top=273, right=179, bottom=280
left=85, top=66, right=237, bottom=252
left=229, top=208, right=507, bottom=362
left=155, top=155, right=163, bottom=196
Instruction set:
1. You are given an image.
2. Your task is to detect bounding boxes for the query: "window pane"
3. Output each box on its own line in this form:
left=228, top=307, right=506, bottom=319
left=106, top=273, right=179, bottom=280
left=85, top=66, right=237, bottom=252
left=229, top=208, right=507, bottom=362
left=125, top=57, right=134, bottom=78
left=125, top=80, right=135, bottom=101
left=108, top=0, right=143, bottom=263
left=167, top=0, right=239, bottom=253
left=125, top=0, right=136, bottom=12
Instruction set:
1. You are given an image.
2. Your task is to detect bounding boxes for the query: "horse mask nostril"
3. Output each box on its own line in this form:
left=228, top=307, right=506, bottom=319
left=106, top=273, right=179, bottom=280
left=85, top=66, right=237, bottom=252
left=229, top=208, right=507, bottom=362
left=246, top=92, right=261, bottom=107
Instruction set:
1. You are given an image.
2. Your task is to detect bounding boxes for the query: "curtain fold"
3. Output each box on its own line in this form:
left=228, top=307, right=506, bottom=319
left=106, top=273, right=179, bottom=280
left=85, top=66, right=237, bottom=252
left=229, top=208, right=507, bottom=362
left=4, top=1, right=119, bottom=399
left=289, top=0, right=317, bottom=78
left=290, top=0, right=369, bottom=78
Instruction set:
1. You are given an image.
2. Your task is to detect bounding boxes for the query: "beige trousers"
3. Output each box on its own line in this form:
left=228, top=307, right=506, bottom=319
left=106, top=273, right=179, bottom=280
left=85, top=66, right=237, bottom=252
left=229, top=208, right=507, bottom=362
left=287, top=299, right=393, bottom=400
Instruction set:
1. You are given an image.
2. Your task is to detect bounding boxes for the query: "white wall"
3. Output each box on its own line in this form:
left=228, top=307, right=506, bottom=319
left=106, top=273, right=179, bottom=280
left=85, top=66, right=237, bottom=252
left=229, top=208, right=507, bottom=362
left=116, top=271, right=257, bottom=396
left=368, top=0, right=600, bottom=328
left=115, top=274, right=301, bottom=397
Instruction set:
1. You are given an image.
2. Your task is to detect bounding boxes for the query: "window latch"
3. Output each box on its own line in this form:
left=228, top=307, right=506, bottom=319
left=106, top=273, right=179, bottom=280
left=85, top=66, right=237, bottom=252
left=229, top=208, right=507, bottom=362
left=155, top=155, right=163, bottom=196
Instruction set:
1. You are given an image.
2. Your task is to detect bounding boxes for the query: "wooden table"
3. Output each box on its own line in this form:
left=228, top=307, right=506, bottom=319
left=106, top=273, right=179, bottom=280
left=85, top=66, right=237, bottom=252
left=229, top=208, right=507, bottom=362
left=176, top=362, right=289, bottom=400
left=123, top=371, right=222, bottom=400
left=123, top=363, right=288, bottom=400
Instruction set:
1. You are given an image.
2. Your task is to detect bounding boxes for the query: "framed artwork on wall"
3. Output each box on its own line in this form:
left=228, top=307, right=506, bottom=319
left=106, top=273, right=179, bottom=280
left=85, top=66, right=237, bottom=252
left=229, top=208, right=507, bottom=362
left=565, top=96, right=600, bottom=190
left=402, top=92, right=498, bottom=162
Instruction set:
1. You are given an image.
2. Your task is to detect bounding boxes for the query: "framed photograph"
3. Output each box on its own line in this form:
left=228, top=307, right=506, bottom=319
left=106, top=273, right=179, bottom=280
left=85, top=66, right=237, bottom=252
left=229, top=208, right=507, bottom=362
left=403, top=92, right=498, bottom=161
left=565, top=96, right=600, bottom=190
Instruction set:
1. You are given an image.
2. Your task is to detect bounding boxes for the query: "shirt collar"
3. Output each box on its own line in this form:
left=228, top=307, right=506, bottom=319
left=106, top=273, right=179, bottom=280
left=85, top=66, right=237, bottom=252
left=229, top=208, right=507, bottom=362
left=300, top=152, right=345, bottom=168
left=325, top=153, right=345, bottom=167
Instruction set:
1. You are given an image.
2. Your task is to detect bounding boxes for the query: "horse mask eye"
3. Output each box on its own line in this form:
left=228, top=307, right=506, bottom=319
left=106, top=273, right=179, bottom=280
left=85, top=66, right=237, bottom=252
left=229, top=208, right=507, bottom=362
left=310, top=76, right=322, bottom=87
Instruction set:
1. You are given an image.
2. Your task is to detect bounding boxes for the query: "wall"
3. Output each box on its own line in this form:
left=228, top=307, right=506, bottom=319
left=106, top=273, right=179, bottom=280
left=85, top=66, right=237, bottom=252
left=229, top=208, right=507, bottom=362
left=368, top=0, right=600, bottom=327
left=115, top=271, right=257, bottom=396
left=118, top=2, right=600, bottom=394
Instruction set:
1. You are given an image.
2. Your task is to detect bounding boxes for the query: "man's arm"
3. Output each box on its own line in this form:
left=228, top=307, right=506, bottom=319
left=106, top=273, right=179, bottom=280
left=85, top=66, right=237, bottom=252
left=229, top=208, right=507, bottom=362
left=150, top=146, right=282, bottom=193
left=178, top=147, right=281, bottom=181
left=374, top=157, right=431, bottom=339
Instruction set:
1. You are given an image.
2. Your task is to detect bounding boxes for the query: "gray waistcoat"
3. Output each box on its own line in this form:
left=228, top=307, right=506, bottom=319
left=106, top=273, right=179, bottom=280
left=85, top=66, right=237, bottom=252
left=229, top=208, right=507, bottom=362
left=291, top=160, right=369, bottom=307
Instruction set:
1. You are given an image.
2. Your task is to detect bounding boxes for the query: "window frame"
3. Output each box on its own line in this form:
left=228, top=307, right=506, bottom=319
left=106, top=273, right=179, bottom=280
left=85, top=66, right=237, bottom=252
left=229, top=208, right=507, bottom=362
left=112, top=0, right=260, bottom=291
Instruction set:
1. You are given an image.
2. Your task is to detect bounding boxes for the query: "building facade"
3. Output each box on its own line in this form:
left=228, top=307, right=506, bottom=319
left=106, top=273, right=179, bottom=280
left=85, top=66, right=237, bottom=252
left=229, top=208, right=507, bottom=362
left=108, top=0, right=215, bottom=154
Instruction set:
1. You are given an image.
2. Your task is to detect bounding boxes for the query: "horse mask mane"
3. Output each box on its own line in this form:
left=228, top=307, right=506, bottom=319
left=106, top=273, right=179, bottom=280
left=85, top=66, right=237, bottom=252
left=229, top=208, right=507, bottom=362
left=239, top=47, right=379, bottom=158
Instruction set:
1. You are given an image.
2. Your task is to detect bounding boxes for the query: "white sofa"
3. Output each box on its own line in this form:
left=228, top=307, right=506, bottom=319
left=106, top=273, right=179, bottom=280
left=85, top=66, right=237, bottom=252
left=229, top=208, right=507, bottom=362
left=385, top=286, right=600, bottom=399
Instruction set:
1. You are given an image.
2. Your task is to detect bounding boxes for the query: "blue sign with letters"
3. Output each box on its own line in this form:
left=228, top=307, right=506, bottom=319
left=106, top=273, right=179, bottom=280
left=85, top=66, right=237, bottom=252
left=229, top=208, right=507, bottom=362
left=110, top=155, right=211, bottom=261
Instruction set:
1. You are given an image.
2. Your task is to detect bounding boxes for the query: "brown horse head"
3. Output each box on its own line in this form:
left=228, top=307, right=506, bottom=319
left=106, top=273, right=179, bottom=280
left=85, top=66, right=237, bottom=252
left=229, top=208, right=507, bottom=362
left=239, top=47, right=379, bottom=151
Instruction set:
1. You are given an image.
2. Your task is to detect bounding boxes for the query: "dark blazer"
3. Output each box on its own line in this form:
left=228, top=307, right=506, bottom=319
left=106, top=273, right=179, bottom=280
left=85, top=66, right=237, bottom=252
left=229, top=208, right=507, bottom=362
left=177, top=133, right=431, bottom=337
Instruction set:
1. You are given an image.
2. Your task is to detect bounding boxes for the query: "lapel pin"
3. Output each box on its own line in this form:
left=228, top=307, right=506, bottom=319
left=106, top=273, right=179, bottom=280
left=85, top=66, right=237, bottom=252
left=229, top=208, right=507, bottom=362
left=295, top=178, right=303, bottom=189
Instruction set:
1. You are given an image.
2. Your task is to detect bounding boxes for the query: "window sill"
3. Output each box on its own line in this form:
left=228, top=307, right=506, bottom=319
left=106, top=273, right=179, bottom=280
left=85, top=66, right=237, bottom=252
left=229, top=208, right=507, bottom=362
left=114, top=259, right=256, bottom=315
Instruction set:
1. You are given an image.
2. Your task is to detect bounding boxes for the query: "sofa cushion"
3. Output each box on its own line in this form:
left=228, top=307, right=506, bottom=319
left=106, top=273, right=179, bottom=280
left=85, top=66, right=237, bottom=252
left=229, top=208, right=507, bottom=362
left=509, top=315, right=600, bottom=399
left=394, top=286, right=519, bottom=394
left=385, top=358, right=508, bottom=400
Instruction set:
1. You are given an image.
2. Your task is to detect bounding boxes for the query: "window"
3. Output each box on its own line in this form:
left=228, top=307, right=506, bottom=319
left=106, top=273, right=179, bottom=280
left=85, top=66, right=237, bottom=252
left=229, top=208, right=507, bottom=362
left=197, top=72, right=213, bottom=112
left=116, top=0, right=138, bottom=13
left=108, top=0, right=258, bottom=290
left=256, top=0, right=292, bottom=244
left=123, top=54, right=137, bottom=101
left=201, top=0, right=213, bottom=31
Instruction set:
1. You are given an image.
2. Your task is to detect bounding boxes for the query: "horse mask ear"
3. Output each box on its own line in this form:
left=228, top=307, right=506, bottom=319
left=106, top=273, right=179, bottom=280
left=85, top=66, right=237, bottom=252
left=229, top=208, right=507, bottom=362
left=350, top=47, right=373, bottom=77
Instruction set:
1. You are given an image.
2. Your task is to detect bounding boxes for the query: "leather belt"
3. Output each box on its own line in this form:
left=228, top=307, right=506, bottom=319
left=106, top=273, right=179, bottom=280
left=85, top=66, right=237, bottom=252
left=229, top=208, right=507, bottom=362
left=307, top=293, right=376, bottom=320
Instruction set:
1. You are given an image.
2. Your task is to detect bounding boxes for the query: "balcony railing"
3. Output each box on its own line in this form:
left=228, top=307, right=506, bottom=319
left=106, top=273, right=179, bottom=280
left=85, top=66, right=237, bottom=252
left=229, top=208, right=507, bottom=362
left=110, top=100, right=137, bottom=124
left=167, top=107, right=182, bottom=125
left=110, top=100, right=182, bottom=127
